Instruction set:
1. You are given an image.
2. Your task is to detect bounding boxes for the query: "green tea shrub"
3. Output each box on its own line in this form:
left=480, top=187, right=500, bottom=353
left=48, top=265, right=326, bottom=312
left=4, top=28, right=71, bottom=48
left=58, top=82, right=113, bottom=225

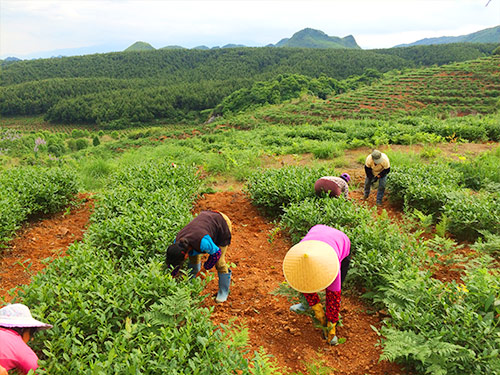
left=443, top=190, right=500, bottom=241
left=21, top=245, right=262, bottom=374
left=75, top=138, right=89, bottom=150
left=0, top=166, right=78, bottom=248
left=245, top=166, right=335, bottom=215
left=449, top=147, right=500, bottom=191
left=15, top=160, right=277, bottom=374
left=89, top=189, right=193, bottom=261
left=89, top=162, right=200, bottom=262
left=389, top=163, right=461, bottom=216
left=0, top=195, right=24, bottom=247
left=0, top=166, right=79, bottom=216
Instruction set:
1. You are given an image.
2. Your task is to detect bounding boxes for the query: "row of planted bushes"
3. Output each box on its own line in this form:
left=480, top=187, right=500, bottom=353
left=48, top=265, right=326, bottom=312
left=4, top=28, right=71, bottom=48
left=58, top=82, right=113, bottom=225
left=0, top=166, right=78, bottom=248
left=389, top=147, right=500, bottom=241
left=245, top=165, right=500, bottom=375
left=15, top=161, right=278, bottom=374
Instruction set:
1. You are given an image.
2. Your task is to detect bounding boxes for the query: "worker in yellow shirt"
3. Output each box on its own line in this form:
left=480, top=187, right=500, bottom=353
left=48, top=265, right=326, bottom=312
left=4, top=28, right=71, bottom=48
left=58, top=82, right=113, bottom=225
left=364, top=149, right=390, bottom=205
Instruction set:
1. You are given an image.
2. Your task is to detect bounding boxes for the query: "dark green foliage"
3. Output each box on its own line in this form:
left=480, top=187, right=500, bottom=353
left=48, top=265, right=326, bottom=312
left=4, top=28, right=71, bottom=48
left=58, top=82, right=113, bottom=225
left=1, top=45, right=496, bottom=126
left=388, top=163, right=462, bottom=215
left=214, top=74, right=343, bottom=115
left=75, top=138, right=89, bottom=150
left=245, top=165, right=336, bottom=215
left=0, top=166, right=79, bottom=247
left=0, top=78, right=140, bottom=116
left=373, top=43, right=497, bottom=66
left=0, top=48, right=410, bottom=86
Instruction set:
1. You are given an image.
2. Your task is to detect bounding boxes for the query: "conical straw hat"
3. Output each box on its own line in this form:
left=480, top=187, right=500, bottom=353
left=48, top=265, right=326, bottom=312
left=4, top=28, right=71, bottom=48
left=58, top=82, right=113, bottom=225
left=283, top=240, right=339, bottom=293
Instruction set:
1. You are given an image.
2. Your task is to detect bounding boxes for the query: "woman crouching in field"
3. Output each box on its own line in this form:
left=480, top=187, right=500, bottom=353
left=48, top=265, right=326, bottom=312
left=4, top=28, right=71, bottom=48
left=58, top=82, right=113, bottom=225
left=284, top=225, right=351, bottom=345
left=166, top=210, right=232, bottom=303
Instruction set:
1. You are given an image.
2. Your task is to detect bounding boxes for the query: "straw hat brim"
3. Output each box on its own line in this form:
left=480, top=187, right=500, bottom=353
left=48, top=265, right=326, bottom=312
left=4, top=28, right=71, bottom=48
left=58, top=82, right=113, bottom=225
left=283, top=240, right=339, bottom=293
left=0, top=316, right=52, bottom=329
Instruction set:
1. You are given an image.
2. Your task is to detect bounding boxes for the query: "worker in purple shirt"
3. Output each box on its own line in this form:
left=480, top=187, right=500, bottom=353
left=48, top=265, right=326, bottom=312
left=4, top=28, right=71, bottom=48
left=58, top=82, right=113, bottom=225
left=166, top=210, right=232, bottom=303
left=314, top=173, right=351, bottom=198
left=284, top=225, right=351, bottom=345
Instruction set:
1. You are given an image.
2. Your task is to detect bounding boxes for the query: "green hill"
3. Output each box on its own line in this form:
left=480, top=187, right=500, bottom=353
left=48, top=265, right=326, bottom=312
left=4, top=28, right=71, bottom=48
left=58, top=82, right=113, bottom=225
left=396, top=25, right=500, bottom=47
left=275, top=28, right=360, bottom=49
left=124, top=41, right=156, bottom=52
left=0, top=45, right=497, bottom=127
left=239, top=55, right=500, bottom=125
left=160, top=45, right=186, bottom=50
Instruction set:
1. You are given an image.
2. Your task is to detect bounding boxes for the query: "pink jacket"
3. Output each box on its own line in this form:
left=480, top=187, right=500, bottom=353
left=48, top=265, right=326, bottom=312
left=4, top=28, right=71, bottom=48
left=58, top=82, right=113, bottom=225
left=0, top=327, right=39, bottom=374
left=300, top=225, right=351, bottom=292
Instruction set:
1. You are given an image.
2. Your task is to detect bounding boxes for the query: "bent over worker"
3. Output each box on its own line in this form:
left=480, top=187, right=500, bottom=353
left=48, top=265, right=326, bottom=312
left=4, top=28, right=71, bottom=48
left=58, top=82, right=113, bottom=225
left=166, top=210, right=232, bottom=303
left=284, top=225, right=351, bottom=345
left=364, top=149, right=390, bottom=205
left=314, top=173, right=351, bottom=198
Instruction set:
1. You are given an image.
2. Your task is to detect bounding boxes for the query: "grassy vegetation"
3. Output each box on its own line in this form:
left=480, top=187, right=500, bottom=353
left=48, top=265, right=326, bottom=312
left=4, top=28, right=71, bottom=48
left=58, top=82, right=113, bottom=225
left=1, top=53, right=499, bottom=374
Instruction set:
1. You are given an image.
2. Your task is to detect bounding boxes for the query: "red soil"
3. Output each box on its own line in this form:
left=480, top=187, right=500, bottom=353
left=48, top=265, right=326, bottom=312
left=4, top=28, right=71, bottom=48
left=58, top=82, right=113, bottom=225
left=0, top=193, right=94, bottom=303
left=2, top=141, right=497, bottom=372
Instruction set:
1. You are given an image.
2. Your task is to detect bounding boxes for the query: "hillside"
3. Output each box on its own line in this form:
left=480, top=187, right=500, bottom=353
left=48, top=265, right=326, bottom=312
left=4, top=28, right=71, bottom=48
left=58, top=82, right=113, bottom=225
left=274, top=28, right=360, bottom=49
left=124, top=41, right=155, bottom=51
left=229, top=55, right=500, bottom=125
left=0, top=45, right=497, bottom=127
left=396, top=25, right=500, bottom=47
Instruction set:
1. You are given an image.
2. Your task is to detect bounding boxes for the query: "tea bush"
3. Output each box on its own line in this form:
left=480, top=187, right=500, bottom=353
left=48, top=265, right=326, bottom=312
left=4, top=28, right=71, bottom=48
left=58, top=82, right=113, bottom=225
left=21, top=245, right=262, bottom=374
left=443, top=190, right=500, bottom=241
left=0, top=166, right=79, bottom=248
left=280, top=197, right=425, bottom=294
left=245, top=165, right=336, bottom=215
left=388, top=163, right=461, bottom=216
left=449, top=146, right=500, bottom=191
left=15, top=161, right=278, bottom=374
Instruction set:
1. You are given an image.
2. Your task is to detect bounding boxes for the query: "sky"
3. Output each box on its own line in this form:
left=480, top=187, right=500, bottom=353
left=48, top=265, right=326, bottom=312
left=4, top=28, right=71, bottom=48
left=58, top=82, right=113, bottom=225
left=1, top=0, right=499, bottom=59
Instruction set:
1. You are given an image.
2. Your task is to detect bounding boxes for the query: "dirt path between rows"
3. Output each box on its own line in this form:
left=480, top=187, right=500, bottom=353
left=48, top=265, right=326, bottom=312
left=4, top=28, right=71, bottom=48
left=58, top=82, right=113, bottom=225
left=0, top=193, right=94, bottom=303
left=194, top=191, right=405, bottom=374
left=1, top=142, right=497, bottom=373
left=0, top=188, right=405, bottom=374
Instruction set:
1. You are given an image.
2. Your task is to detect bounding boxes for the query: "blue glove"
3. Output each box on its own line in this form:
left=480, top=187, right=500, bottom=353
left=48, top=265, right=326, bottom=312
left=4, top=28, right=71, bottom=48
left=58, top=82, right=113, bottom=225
left=204, top=249, right=221, bottom=270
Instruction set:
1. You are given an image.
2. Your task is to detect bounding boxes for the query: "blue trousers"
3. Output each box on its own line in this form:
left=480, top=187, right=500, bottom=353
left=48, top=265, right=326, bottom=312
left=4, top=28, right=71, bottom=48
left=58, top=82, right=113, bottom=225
left=364, top=175, right=387, bottom=203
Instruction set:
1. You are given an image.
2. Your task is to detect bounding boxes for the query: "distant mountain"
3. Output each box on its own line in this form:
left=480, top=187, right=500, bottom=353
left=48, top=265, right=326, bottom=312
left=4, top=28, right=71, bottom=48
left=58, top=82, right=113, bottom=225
left=124, top=41, right=155, bottom=52
left=273, top=28, right=360, bottom=49
left=193, top=45, right=210, bottom=50
left=0, top=56, right=22, bottom=67
left=222, top=44, right=247, bottom=48
left=160, top=45, right=186, bottom=50
left=396, top=25, right=500, bottom=47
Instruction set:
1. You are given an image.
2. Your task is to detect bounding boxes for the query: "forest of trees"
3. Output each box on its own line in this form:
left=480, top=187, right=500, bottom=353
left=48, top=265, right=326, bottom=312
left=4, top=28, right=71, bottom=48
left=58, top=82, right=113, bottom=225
left=0, top=43, right=496, bottom=127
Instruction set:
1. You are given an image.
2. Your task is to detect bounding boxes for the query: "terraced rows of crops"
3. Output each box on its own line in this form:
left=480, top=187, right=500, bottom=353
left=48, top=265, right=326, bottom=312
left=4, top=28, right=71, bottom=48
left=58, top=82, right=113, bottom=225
left=247, top=56, right=500, bottom=125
